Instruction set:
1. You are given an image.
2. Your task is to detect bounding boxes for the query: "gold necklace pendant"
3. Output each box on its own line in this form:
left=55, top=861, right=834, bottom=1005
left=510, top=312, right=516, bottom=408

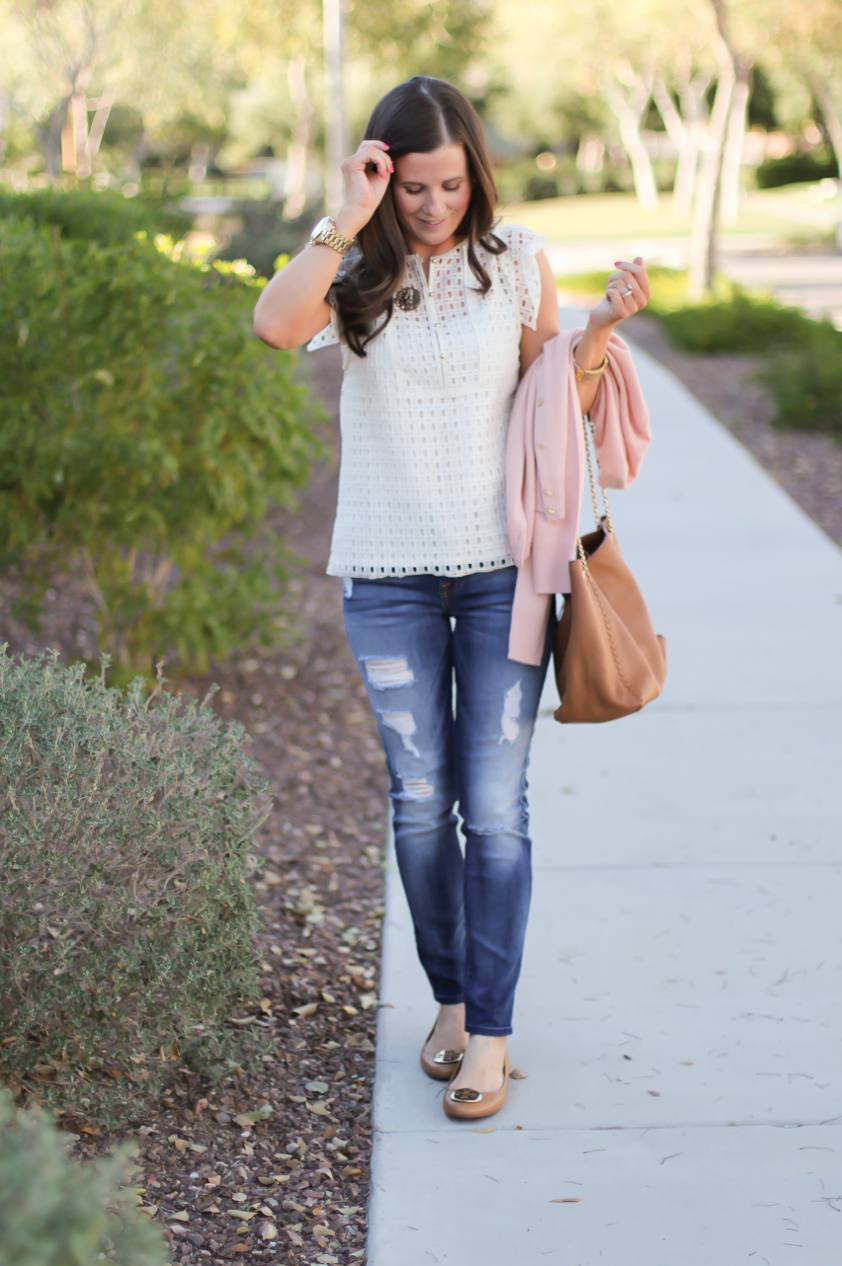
left=394, top=286, right=421, bottom=312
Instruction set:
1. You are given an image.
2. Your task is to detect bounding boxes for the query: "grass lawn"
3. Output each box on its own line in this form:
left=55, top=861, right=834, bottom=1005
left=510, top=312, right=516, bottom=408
left=499, top=186, right=836, bottom=243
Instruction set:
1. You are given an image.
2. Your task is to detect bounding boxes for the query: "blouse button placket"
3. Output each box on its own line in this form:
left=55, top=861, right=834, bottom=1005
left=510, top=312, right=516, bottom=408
left=423, top=256, right=448, bottom=387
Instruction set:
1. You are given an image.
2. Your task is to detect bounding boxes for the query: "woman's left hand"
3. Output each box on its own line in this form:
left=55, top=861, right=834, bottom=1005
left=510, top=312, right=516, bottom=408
left=587, top=256, right=650, bottom=331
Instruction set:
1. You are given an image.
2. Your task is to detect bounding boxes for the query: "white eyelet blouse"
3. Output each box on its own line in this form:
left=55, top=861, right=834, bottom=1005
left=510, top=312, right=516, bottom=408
left=307, top=223, right=547, bottom=579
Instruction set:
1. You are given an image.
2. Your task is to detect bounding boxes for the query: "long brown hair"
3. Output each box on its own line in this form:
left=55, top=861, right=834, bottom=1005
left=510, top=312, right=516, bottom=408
left=330, top=77, right=505, bottom=357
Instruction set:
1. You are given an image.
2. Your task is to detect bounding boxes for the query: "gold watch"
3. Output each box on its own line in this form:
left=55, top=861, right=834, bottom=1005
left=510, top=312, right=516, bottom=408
left=310, top=215, right=354, bottom=256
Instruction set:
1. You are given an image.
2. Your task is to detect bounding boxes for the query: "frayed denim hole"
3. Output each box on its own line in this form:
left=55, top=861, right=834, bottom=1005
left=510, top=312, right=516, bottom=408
left=378, top=710, right=421, bottom=758
left=400, top=776, right=435, bottom=801
left=499, top=680, right=523, bottom=745
left=362, top=656, right=415, bottom=689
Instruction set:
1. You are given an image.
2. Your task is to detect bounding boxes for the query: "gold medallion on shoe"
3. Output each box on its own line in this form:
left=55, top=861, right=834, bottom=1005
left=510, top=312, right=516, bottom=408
left=444, top=1054, right=511, bottom=1120
left=420, top=1026, right=466, bottom=1080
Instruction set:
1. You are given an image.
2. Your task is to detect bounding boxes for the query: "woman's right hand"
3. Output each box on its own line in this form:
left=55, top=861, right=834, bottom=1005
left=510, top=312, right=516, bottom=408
left=336, top=140, right=394, bottom=237
left=254, top=139, right=393, bottom=350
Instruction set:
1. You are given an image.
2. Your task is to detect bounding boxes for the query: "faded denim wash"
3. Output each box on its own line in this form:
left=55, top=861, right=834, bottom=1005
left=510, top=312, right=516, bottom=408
left=342, top=567, right=554, bottom=1036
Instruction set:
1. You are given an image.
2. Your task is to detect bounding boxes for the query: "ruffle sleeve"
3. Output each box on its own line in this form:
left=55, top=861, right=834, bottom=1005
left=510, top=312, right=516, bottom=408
left=495, top=223, right=548, bottom=331
left=306, top=304, right=342, bottom=352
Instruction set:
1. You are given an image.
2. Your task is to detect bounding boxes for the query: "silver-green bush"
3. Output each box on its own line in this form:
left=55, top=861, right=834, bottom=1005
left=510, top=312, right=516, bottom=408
left=0, top=649, right=269, bottom=1125
left=0, top=1088, right=170, bottom=1266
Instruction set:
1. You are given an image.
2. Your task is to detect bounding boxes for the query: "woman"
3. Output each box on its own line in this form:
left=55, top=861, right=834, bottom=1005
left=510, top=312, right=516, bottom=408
left=254, top=76, right=649, bottom=1119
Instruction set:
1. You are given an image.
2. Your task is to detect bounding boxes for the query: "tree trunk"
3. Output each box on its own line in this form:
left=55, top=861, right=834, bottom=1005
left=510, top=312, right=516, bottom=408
left=0, top=88, right=10, bottom=167
left=323, top=0, right=348, bottom=217
left=42, top=99, right=67, bottom=178
left=71, top=93, right=89, bottom=179
left=283, top=55, right=313, bottom=222
left=720, top=57, right=751, bottom=227
left=606, top=74, right=659, bottom=211
left=808, top=72, right=842, bottom=249
left=688, top=39, right=734, bottom=300
left=653, top=75, right=710, bottom=219
left=61, top=102, right=77, bottom=173
left=121, top=131, right=151, bottom=184
left=85, top=93, right=115, bottom=166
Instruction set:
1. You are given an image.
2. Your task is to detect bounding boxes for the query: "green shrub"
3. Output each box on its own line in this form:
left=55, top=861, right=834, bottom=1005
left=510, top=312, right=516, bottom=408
left=759, top=321, right=842, bottom=439
left=755, top=150, right=838, bottom=189
left=214, top=200, right=318, bottom=279
left=0, top=649, right=269, bottom=1127
left=646, top=278, right=842, bottom=439
left=0, top=1088, right=170, bottom=1266
left=0, top=217, right=320, bottom=679
left=655, top=291, right=819, bottom=354
left=523, top=174, right=560, bottom=202
left=0, top=1088, right=169, bottom=1266
left=0, top=187, right=190, bottom=245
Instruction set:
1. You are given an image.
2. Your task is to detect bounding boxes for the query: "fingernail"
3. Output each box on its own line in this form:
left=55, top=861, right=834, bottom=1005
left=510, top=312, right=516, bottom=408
left=389, top=164, right=394, bottom=172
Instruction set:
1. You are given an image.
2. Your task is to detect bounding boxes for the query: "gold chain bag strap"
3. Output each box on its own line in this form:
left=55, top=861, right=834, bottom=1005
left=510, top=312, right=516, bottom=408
left=552, top=416, right=667, bottom=723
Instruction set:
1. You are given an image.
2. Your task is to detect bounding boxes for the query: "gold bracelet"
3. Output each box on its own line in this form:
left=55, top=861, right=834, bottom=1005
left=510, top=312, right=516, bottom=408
left=572, top=351, right=609, bottom=384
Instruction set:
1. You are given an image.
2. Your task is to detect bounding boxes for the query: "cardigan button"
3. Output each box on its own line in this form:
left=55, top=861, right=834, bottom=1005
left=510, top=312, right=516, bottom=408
left=537, top=442, right=545, bottom=450
left=537, top=399, right=543, bottom=406
left=544, top=488, right=553, bottom=495
left=547, top=507, right=556, bottom=514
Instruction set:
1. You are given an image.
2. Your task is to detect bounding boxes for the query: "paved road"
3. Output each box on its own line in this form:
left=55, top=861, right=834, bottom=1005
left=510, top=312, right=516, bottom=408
left=366, top=310, right=842, bottom=1265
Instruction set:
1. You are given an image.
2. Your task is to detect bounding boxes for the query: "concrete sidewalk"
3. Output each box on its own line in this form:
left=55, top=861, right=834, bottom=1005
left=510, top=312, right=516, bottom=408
left=366, top=314, right=842, bottom=1265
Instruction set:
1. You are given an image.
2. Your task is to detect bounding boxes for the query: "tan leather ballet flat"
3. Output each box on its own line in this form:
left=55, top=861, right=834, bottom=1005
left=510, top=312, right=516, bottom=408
left=419, top=1024, right=466, bottom=1080
left=443, top=1053, right=511, bottom=1120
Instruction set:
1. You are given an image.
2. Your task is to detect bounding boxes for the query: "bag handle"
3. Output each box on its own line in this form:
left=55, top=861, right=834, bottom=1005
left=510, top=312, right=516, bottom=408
left=574, top=418, right=643, bottom=706
left=582, top=414, right=614, bottom=535
left=576, top=416, right=614, bottom=567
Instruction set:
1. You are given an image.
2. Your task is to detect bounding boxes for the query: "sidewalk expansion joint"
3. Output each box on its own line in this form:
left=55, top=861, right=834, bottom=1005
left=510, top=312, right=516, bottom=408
left=374, top=1117, right=842, bottom=1136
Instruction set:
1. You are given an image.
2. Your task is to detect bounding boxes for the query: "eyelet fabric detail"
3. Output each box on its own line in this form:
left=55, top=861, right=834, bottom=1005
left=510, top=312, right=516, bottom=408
left=307, top=224, right=547, bottom=580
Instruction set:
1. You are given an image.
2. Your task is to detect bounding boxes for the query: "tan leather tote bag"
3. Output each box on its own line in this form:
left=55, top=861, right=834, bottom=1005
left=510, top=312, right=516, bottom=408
left=553, top=418, right=666, bottom=724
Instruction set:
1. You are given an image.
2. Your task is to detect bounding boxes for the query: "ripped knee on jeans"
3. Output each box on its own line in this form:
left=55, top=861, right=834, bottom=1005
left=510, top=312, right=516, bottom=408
left=399, top=775, right=435, bottom=801
left=362, top=656, right=415, bottom=689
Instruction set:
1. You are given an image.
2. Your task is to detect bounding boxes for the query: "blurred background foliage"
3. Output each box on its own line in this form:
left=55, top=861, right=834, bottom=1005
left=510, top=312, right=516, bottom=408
left=0, top=0, right=839, bottom=227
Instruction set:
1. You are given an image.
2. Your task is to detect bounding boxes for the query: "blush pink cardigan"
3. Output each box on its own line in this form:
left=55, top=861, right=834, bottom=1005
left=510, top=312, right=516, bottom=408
left=506, top=328, right=651, bottom=665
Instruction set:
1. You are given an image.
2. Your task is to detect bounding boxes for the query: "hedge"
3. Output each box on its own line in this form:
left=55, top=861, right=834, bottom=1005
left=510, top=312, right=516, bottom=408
left=0, top=648, right=269, bottom=1127
left=0, top=1088, right=169, bottom=1266
left=0, top=215, right=321, bottom=679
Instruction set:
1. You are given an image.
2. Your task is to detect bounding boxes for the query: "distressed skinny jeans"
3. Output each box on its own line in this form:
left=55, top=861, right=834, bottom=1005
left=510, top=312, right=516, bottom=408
left=342, top=567, right=554, bottom=1036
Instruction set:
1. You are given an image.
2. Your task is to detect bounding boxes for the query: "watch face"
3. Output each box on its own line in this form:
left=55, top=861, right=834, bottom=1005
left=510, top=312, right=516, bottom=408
left=311, top=216, right=333, bottom=239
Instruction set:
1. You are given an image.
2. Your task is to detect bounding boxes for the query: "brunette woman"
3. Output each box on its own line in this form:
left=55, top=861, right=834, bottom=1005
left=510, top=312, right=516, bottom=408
left=254, top=76, right=649, bottom=1119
